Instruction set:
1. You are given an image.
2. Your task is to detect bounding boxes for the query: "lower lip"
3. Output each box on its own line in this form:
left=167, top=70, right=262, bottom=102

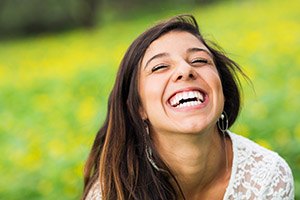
left=168, top=95, right=209, bottom=112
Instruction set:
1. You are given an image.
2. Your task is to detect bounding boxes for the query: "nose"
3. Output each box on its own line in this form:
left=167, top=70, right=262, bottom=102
left=172, top=62, right=198, bottom=82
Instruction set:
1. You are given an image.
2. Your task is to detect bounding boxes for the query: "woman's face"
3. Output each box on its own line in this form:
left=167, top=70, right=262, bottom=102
left=139, top=31, right=224, bottom=136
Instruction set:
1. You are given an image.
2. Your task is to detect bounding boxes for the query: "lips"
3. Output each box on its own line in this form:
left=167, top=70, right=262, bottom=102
left=168, top=89, right=207, bottom=108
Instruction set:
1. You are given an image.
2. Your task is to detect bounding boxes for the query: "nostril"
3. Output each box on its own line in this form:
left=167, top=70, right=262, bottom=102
left=174, top=69, right=197, bottom=82
left=189, top=73, right=195, bottom=78
left=177, top=75, right=183, bottom=80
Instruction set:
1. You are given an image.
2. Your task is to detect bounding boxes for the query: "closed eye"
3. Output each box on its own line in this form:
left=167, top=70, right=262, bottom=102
left=151, top=65, right=168, bottom=72
left=191, top=58, right=209, bottom=64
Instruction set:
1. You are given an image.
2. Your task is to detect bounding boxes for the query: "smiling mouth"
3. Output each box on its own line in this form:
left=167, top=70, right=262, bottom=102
left=169, top=90, right=205, bottom=108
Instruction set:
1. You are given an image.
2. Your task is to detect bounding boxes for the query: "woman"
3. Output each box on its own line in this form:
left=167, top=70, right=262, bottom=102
left=82, top=15, right=294, bottom=200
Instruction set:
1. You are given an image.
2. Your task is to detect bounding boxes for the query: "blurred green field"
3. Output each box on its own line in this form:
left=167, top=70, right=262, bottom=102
left=0, top=0, right=299, bottom=199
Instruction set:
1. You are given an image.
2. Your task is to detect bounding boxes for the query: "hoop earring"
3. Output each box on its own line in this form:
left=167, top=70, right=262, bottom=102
left=217, top=111, right=229, bottom=171
left=217, top=111, right=228, bottom=133
left=144, top=124, right=167, bottom=173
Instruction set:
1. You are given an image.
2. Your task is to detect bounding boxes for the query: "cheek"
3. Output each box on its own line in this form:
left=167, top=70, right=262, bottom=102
left=215, top=76, right=225, bottom=112
left=203, top=67, right=223, bottom=92
left=139, top=77, right=167, bottom=116
left=139, top=75, right=148, bottom=118
left=214, top=76, right=224, bottom=102
left=216, top=77, right=224, bottom=95
left=143, top=82, right=161, bottom=107
left=139, top=77, right=158, bottom=117
left=206, top=69, right=224, bottom=104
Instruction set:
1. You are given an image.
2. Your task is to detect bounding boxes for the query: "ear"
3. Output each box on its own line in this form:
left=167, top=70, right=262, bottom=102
left=139, top=106, right=148, bottom=120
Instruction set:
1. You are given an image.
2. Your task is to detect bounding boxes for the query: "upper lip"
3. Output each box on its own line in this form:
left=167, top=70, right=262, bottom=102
left=167, top=87, right=208, bottom=105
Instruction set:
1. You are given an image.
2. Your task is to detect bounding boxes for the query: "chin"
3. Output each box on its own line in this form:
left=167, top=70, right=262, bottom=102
left=176, top=123, right=211, bottom=135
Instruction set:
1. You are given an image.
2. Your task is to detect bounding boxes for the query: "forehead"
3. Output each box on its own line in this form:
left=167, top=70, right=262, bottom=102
left=142, top=31, right=209, bottom=64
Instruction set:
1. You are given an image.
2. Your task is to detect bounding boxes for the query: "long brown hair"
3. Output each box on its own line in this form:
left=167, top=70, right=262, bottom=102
left=82, top=14, right=245, bottom=200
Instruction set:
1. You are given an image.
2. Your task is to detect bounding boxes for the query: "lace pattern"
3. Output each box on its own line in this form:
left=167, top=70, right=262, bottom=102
left=224, top=132, right=294, bottom=200
left=85, top=180, right=102, bottom=200
left=85, top=132, right=294, bottom=200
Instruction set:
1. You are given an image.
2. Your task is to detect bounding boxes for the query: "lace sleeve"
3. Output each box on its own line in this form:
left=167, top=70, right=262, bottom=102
left=264, top=157, right=294, bottom=199
left=85, top=181, right=102, bottom=200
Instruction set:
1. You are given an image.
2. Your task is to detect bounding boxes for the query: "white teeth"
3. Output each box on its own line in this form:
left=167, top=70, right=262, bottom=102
left=183, top=92, right=188, bottom=100
left=188, top=91, right=193, bottom=99
left=169, top=90, right=205, bottom=107
left=176, top=95, right=180, bottom=104
left=197, top=92, right=203, bottom=102
left=171, top=99, right=176, bottom=106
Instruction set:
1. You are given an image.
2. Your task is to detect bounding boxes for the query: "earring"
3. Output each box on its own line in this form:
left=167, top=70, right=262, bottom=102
left=217, top=111, right=229, bottom=171
left=217, top=111, right=228, bottom=133
left=144, top=123, right=167, bottom=173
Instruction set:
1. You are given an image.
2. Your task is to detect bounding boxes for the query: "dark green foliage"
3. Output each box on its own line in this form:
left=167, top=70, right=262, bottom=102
left=0, top=0, right=100, bottom=37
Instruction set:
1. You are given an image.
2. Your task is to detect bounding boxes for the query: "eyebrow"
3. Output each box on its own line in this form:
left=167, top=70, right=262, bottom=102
left=187, top=47, right=213, bottom=57
left=144, top=52, right=169, bottom=69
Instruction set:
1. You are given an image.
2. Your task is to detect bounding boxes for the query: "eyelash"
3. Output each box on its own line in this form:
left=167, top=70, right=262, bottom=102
left=151, top=58, right=211, bottom=72
left=151, top=65, right=168, bottom=72
left=191, top=58, right=209, bottom=64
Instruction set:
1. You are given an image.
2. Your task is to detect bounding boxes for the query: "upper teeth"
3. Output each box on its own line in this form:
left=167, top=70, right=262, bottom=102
left=170, top=91, right=204, bottom=107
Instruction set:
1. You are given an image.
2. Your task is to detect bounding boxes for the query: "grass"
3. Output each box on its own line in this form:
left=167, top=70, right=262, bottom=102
left=0, top=0, right=299, bottom=199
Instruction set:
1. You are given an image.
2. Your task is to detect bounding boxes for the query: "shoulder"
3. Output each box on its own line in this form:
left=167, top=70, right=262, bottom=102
left=85, top=180, right=102, bottom=200
left=229, top=131, right=289, bottom=166
left=227, top=131, right=294, bottom=199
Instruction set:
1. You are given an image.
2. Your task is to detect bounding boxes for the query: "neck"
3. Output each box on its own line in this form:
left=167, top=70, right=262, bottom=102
left=152, top=126, right=231, bottom=199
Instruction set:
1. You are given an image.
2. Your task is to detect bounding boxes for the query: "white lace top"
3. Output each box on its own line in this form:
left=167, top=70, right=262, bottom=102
left=85, top=132, right=294, bottom=200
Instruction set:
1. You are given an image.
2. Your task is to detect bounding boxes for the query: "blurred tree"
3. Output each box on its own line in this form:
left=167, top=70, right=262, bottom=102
left=0, top=0, right=101, bottom=38
left=196, top=0, right=217, bottom=4
left=81, top=0, right=100, bottom=28
left=105, top=0, right=222, bottom=19
left=0, top=0, right=223, bottom=38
